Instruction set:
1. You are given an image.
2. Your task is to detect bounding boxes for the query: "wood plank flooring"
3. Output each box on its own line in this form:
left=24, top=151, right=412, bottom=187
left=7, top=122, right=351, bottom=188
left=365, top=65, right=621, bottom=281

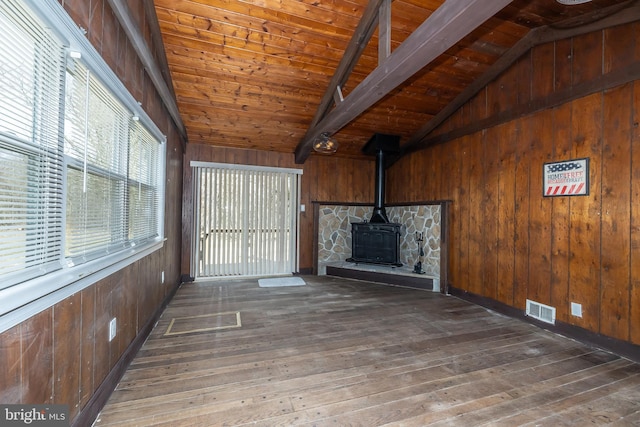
left=94, top=276, right=640, bottom=426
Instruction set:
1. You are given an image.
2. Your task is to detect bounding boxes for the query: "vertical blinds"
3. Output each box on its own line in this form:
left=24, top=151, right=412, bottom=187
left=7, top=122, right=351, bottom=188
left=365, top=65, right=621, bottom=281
left=0, top=0, right=65, bottom=287
left=193, top=164, right=301, bottom=278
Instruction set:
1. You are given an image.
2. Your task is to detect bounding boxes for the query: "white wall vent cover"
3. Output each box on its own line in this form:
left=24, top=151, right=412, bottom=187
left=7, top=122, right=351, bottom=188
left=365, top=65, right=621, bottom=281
left=526, top=299, right=556, bottom=325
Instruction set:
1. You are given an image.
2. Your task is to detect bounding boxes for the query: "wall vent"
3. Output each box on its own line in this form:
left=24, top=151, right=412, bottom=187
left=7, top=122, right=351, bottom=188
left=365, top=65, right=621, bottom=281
left=526, top=299, right=556, bottom=325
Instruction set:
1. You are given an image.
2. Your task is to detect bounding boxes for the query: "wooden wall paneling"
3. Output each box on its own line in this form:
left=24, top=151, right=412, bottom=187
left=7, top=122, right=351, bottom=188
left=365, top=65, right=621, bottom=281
left=130, top=39, right=144, bottom=101
left=600, top=22, right=636, bottom=338
left=452, top=105, right=467, bottom=130
left=122, top=263, right=139, bottom=348
left=80, top=285, right=97, bottom=410
left=469, top=86, right=488, bottom=123
left=572, top=30, right=603, bottom=87
left=181, top=152, right=195, bottom=276
left=491, top=57, right=519, bottom=117
left=88, top=1, right=104, bottom=54
left=516, top=52, right=532, bottom=107
left=513, top=116, right=531, bottom=310
left=457, top=136, right=471, bottom=292
left=300, top=159, right=314, bottom=270
left=328, top=157, right=342, bottom=202
left=446, top=139, right=462, bottom=290
left=482, top=128, right=500, bottom=300
left=600, top=84, right=632, bottom=341
left=53, top=293, right=82, bottom=419
left=111, top=270, right=129, bottom=365
left=22, top=309, right=54, bottom=404
left=430, top=144, right=444, bottom=199
left=400, top=149, right=419, bottom=201
left=426, top=147, right=439, bottom=199
left=550, top=102, right=573, bottom=323
left=126, top=0, right=143, bottom=29
left=631, top=81, right=640, bottom=345
left=531, top=43, right=555, bottom=100
left=603, top=23, right=636, bottom=73
left=228, top=148, right=250, bottom=166
left=0, top=324, right=21, bottom=403
left=467, top=132, right=485, bottom=296
left=62, top=0, right=89, bottom=36
left=142, top=78, right=161, bottom=126
left=569, top=93, right=603, bottom=332
left=464, top=91, right=489, bottom=294
left=94, top=277, right=113, bottom=387
left=138, top=257, right=157, bottom=327
left=320, top=157, right=339, bottom=202
left=401, top=151, right=415, bottom=201
left=100, top=6, right=119, bottom=76
left=115, top=23, right=127, bottom=83
left=387, top=155, right=404, bottom=201
left=417, top=148, right=427, bottom=200
left=527, top=109, right=553, bottom=306
left=352, top=156, right=364, bottom=200
left=164, top=129, right=184, bottom=287
left=555, top=39, right=573, bottom=92
left=496, top=120, right=516, bottom=305
left=459, top=103, right=471, bottom=129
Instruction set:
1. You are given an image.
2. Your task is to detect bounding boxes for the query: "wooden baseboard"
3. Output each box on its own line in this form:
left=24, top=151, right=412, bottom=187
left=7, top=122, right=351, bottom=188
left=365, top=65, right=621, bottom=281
left=72, top=280, right=182, bottom=427
left=326, top=265, right=433, bottom=291
left=448, top=286, right=640, bottom=364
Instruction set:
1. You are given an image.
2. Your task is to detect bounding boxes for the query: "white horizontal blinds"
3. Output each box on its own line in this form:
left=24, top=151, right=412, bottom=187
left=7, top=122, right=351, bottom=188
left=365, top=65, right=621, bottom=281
left=195, top=164, right=299, bottom=278
left=64, top=60, right=130, bottom=260
left=128, top=121, right=160, bottom=243
left=0, top=0, right=65, bottom=288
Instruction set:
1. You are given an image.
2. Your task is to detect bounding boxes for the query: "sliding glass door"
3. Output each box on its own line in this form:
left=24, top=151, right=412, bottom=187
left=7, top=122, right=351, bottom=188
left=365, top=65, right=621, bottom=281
left=191, top=162, right=301, bottom=278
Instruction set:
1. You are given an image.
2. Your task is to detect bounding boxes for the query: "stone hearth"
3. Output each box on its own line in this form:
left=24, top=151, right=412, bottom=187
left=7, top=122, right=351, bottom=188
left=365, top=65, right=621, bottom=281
left=317, top=204, right=441, bottom=284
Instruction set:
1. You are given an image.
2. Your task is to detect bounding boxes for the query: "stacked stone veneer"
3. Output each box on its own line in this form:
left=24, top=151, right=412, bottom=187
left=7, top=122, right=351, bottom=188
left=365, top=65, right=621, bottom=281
left=318, top=204, right=440, bottom=276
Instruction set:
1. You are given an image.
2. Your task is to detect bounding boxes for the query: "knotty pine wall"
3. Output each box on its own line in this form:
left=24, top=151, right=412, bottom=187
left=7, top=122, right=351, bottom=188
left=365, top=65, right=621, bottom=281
left=388, top=21, right=640, bottom=345
left=182, top=144, right=375, bottom=274
left=0, top=1, right=184, bottom=425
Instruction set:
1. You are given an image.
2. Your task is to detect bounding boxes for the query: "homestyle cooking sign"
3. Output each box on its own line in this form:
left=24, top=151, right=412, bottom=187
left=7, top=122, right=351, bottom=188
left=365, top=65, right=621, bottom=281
left=543, top=158, right=589, bottom=197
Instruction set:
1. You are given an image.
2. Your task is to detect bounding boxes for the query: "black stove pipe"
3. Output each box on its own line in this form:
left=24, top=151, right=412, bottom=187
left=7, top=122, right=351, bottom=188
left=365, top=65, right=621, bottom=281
left=369, top=148, right=389, bottom=223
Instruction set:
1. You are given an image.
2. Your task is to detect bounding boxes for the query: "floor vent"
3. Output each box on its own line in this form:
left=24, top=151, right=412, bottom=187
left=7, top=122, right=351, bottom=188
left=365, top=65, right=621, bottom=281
left=526, top=299, right=556, bottom=325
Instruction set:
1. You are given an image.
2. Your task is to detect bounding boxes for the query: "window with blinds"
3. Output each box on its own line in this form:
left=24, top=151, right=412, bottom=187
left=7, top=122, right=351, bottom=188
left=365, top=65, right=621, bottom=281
left=63, top=61, right=161, bottom=262
left=0, top=0, right=65, bottom=288
left=0, top=0, right=165, bottom=321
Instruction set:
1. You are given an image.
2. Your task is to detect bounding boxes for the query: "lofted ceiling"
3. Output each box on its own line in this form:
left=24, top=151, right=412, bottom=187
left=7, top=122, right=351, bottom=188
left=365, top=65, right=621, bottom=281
left=152, top=0, right=634, bottom=162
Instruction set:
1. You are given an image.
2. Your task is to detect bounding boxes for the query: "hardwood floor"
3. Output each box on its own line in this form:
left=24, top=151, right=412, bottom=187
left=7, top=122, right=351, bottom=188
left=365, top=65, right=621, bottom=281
left=94, top=276, right=640, bottom=426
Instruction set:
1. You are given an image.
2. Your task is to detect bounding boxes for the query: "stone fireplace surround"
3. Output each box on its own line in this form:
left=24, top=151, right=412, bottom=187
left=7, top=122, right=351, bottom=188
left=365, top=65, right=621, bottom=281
left=314, top=202, right=443, bottom=286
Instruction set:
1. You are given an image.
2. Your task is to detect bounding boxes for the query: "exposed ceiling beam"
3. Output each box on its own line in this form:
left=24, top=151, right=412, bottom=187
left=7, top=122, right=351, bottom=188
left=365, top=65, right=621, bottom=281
left=297, top=0, right=385, bottom=152
left=106, top=0, right=188, bottom=144
left=294, top=0, right=514, bottom=164
left=395, top=0, right=640, bottom=161
left=378, top=0, right=392, bottom=63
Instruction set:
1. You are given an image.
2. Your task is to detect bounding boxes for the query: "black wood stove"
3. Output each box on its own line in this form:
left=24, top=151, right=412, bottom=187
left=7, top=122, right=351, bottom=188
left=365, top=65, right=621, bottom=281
left=347, top=133, right=402, bottom=267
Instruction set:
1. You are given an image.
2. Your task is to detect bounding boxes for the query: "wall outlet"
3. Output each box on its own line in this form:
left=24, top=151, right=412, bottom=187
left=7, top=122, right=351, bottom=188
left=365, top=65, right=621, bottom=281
left=571, top=302, right=582, bottom=318
left=161, top=271, right=165, bottom=284
left=108, top=318, right=117, bottom=342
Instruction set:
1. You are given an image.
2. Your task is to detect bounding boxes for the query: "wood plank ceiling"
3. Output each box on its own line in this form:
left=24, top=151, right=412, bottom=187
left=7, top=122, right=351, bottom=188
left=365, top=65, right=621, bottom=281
left=152, top=0, right=633, bottom=162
